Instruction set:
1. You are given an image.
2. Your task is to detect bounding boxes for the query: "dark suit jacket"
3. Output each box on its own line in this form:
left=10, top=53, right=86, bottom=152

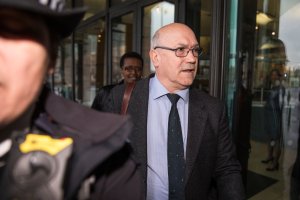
left=111, top=77, right=245, bottom=200
left=91, top=80, right=124, bottom=112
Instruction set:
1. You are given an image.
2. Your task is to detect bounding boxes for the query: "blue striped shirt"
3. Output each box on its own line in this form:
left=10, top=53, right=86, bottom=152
left=146, top=75, right=189, bottom=200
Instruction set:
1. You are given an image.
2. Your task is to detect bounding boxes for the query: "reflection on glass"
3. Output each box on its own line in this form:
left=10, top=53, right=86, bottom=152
left=226, top=0, right=239, bottom=131
left=142, top=2, right=174, bottom=76
left=74, top=19, right=106, bottom=106
left=53, top=38, right=74, bottom=100
left=186, top=0, right=212, bottom=93
left=249, top=0, right=300, bottom=199
left=112, top=13, right=133, bottom=83
left=226, top=0, right=300, bottom=198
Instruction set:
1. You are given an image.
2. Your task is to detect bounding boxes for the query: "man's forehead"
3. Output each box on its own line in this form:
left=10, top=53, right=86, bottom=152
left=159, top=27, right=197, bottom=44
left=159, top=35, right=198, bottom=47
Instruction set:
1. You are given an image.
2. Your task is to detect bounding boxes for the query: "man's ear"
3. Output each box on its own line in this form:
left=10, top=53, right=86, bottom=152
left=149, top=49, right=159, bottom=69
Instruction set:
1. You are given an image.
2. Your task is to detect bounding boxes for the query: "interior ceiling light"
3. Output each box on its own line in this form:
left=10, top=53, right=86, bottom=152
left=256, top=12, right=273, bottom=25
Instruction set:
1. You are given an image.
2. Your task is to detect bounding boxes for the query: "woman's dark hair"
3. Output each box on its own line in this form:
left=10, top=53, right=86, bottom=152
left=120, top=52, right=144, bottom=68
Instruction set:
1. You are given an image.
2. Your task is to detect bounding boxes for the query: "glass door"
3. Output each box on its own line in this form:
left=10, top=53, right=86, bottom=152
left=74, top=18, right=106, bottom=106
left=52, top=38, right=74, bottom=100
left=142, top=1, right=175, bottom=76
left=249, top=1, right=300, bottom=199
left=186, top=0, right=212, bottom=93
left=111, top=12, right=134, bottom=83
left=226, top=0, right=300, bottom=199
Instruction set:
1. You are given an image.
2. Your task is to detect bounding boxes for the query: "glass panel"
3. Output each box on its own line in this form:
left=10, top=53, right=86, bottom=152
left=111, top=13, right=133, bottom=83
left=142, top=2, right=175, bottom=76
left=74, top=0, right=106, bottom=19
left=224, top=0, right=239, bottom=131
left=228, top=0, right=300, bottom=198
left=249, top=1, right=300, bottom=198
left=74, top=19, right=106, bottom=106
left=225, top=0, right=254, bottom=190
left=53, top=39, right=74, bottom=100
left=186, top=0, right=212, bottom=93
left=51, top=0, right=74, bottom=98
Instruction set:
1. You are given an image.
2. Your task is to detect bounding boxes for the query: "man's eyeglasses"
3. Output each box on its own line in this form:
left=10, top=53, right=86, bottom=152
left=154, top=46, right=203, bottom=57
left=123, top=66, right=143, bottom=73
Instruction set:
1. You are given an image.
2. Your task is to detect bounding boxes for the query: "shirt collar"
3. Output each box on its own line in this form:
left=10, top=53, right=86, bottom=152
left=149, top=74, right=189, bottom=102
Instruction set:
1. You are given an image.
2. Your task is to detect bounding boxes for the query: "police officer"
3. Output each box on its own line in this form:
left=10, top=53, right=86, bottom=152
left=0, top=0, right=141, bottom=199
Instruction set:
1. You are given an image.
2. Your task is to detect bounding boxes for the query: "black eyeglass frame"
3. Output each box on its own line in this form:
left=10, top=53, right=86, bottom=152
left=153, top=46, right=203, bottom=57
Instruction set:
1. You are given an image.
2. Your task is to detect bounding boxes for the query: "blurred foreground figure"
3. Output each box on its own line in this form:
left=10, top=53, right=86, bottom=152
left=0, top=0, right=141, bottom=199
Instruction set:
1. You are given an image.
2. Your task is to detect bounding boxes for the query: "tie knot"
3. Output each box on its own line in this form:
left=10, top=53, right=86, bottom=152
left=167, top=93, right=180, bottom=105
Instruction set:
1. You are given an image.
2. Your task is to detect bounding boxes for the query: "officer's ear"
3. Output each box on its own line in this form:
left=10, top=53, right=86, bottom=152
left=149, top=49, right=159, bottom=69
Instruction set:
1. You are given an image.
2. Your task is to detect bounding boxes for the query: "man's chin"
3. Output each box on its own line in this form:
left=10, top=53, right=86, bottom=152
left=180, top=79, right=194, bottom=87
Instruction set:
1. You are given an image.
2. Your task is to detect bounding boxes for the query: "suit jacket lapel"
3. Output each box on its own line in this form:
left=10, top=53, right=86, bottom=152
left=185, top=88, right=208, bottom=183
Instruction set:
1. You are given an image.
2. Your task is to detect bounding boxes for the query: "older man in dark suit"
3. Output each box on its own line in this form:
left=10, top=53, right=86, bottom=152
left=110, top=23, right=245, bottom=200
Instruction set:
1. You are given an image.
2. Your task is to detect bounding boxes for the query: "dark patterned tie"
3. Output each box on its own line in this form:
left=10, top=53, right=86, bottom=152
left=167, top=93, right=185, bottom=200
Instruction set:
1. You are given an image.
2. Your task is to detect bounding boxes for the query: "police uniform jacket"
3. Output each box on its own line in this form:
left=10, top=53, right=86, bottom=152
left=0, top=88, right=142, bottom=200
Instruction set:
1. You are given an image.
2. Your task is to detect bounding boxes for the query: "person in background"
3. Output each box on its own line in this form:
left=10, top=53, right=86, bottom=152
left=109, top=23, right=245, bottom=200
left=261, top=69, right=285, bottom=171
left=91, top=51, right=143, bottom=112
left=0, top=0, right=141, bottom=199
left=290, top=90, right=300, bottom=200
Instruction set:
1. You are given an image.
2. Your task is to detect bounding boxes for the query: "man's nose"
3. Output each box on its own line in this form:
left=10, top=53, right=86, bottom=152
left=186, top=50, right=197, bottom=63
